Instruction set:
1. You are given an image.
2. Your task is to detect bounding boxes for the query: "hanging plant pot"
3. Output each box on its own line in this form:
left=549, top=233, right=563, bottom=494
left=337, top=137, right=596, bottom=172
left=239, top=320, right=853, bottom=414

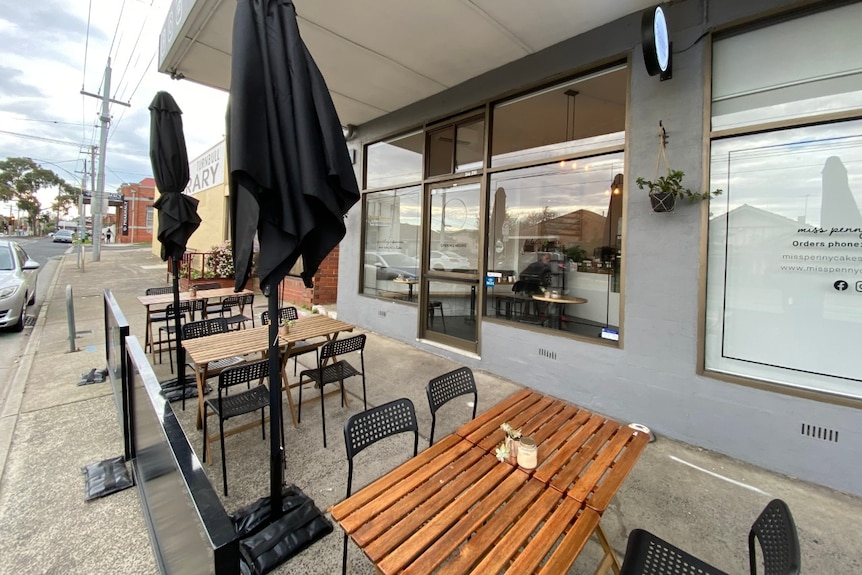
left=649, top=191, right=676, bottom=213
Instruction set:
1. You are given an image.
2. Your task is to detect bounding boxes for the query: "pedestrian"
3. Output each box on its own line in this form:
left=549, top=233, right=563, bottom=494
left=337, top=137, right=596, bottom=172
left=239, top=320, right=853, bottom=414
left=106, top=228, right=112, bottom=243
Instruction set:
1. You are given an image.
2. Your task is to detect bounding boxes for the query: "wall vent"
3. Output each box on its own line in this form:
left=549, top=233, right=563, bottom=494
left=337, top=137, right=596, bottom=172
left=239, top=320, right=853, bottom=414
left=539, top=348, right=556, bottom=360
left=378, top=310, right=386, bottom=318
left=801, top=423, right=839, bottom=443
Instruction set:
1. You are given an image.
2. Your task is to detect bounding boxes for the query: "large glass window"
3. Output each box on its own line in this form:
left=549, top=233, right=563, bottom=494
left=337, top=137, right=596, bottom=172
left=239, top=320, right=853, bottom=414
left=491, top=66, right=627, bottom=168
left=707, top=3, right=862, bottom=399
left=485, top=152, right=624, bottom=340
left=362, top=186, right=422, bottom=299
left=366, top=131, right=423, bottom=189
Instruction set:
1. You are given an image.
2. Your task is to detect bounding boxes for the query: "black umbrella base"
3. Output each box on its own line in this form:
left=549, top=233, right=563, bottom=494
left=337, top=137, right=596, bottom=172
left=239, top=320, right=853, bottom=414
left=231, top=484, right=333, bottom=575
left=158, top=375, right=210, bottom=402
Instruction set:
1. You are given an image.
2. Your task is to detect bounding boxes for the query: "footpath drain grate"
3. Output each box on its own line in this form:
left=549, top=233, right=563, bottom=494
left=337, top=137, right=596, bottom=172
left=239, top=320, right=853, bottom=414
left=24, top=315, right=36, bottom=327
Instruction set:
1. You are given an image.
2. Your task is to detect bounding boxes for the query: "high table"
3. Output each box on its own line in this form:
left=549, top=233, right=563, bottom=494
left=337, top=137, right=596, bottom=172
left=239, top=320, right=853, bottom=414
left=393, top=277, right=419, bottom=301
left=182, top=315, right=354, bottom=434
left=531, top=293, right=587, bottom=330
left=331, top=390, right=649, bottom=574
left=137, top=287, right=253, bottom=354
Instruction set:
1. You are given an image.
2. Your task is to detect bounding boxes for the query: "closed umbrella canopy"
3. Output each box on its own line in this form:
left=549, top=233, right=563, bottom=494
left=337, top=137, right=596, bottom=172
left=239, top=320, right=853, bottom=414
left=228, top=0, right=360, bottom=293
left=228, top=0, right=360, bottom=524
left=150, top=91, right=201, bottom=262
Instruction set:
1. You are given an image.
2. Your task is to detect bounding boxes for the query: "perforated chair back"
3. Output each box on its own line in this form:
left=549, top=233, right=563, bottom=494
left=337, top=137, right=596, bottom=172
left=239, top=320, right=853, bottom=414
left=748, top=499, right=800, bottom=575
left=321, top=333, right=366, bottom=363
left=260, top=306, right=300, bottom=325
left=145, top=286, right=173, bottom=295
left=182, top=317, right=229, bottom=340
left=426, top=367, right=478, bottom=445
left=344, top=398, right=418, bottom=498
left=620, top=529, right=730, bottom=575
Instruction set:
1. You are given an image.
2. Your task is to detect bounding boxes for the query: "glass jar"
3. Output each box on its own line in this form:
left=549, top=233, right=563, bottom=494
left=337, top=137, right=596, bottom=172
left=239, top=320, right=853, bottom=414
left=517, top=436, right=537, bottom=469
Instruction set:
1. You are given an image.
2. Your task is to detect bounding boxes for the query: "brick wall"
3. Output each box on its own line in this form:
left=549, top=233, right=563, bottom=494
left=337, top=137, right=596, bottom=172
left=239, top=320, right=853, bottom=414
left=118, top=179, right=156, bottom=244
left=277, top=245, right=340, bottom=307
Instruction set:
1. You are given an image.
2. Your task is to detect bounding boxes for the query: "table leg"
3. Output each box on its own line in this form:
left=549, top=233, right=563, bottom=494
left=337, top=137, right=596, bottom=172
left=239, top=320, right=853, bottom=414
left=144, top=307, right=153, bottom=353
left=280, top=347, right=300, bottom=429
left=593, top=523, right=621, bottom=575
left=195, top=364, right=207, bottom=431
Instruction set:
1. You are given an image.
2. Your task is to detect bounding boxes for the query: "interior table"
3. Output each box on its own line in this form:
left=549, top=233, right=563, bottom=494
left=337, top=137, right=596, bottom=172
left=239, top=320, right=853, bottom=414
left=393, top=277, right=419, bottom=301
left=182, top=315, right=354, bottom=435
left=531, top=293, right=587, bottom=330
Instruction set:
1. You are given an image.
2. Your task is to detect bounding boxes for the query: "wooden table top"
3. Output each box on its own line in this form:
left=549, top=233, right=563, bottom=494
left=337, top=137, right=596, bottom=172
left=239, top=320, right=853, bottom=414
left=456, top=389, right=649, bottom=512
left=393, top=278, right=419, bottom=285
left=331, top=434, right=601, bottom=575
left=182, top=315, right=354, bottom=366
left=531, top=294, right=587, bottom=305
left=137, top=287, right=252, bottom=307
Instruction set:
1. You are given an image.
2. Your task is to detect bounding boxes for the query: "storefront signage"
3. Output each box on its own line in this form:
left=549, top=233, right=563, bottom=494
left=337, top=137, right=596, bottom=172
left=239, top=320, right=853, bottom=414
left=158, top=0, right=194, bottom=69
left=185, top=142, right=224, bottom=195
left=642, top=5, right=671, bottom=80
left=122, top=199, right=129, bottom=235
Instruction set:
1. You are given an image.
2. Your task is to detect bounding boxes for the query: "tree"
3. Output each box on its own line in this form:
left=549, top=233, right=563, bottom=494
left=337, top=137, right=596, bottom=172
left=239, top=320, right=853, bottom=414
left=0, top=157, right=73, bottom=233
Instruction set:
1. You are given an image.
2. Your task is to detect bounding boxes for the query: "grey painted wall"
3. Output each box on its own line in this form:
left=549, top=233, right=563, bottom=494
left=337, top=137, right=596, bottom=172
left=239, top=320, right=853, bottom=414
left=338, top=0, right=862, bottom=496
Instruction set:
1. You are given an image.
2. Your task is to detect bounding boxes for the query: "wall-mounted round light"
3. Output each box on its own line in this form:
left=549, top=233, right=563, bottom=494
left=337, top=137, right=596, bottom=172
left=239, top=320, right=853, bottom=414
left=642, top=5, right=671, bottom=79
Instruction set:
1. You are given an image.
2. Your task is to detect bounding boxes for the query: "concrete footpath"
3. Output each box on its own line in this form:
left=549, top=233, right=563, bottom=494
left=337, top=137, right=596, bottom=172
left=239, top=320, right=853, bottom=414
left=0, top=246, right=860, bottom=574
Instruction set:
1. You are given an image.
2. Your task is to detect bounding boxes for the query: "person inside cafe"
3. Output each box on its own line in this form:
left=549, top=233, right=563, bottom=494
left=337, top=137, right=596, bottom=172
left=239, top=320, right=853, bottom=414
left=514, top=252, right=552, bottom=295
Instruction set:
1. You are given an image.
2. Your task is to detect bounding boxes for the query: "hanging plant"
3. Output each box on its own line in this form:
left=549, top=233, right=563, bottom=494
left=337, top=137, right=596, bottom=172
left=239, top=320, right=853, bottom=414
left=636, top=170, right=722, bottom=213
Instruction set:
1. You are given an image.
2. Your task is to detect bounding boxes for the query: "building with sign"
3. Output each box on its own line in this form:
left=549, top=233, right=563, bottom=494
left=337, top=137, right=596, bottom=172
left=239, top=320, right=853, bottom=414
left=158, top=0, right=862, bottom=496
left=116, top=178, right=156, bottom=244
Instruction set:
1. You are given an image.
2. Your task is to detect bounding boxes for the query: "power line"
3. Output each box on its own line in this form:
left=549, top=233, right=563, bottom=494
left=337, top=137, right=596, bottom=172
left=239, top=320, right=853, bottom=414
left=0, top=130, right=88, bottom=149
left=109, top=0, right=129, bottom=62
left=5, top=117, right=82, bottom=127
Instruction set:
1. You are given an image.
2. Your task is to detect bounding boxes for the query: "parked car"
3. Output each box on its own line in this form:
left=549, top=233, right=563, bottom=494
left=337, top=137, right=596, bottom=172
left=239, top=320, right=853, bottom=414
left=365, top=251, right=419, bottom=280
left=0, top=240, right=39, bottom=332
left=53, top=229, right=74, bottom=243
left=430, top=250, right=470, bottom=271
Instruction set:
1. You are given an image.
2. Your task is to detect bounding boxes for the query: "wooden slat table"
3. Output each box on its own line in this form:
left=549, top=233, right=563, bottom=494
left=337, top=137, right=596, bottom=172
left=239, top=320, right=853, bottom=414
left=183, top=315, right=354, bottom=433
left=137, top=287, right=253, bottom=353
left=456, top=389, right=650, bottom=512
left=331, top=434, right=611, bottom=575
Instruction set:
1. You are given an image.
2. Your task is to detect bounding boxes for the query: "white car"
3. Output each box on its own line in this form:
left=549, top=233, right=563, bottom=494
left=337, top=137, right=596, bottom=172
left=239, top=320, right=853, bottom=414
left=0, top=240, right=39, bottom=332
left=429, top=250, right=470, bottom=271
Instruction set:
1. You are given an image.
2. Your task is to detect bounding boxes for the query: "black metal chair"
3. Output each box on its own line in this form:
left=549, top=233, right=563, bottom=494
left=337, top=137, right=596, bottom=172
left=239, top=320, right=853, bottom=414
left=203, top=359, right=278, bottom=496
left=144, top=286, right=173, bottom=353
left=218, top=293, right=255, bottom=330
left=749, top=499, right=800, bottom=575
left=181, top=318, right=245, bottom=408
left=155, top=299, right=205, bottom=371
left=298, top=334, right=367, bottom=448
left=620, top=499, right=800, bottom=575
left=342, top=398, right=418, bottom=575
left=426, top=366, right=477, bottom=445
left=261, top=306, right=319, bottom=374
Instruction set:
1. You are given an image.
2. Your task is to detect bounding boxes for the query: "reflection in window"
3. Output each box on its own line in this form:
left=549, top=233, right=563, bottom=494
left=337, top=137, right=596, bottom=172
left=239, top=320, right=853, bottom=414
left=429, top=183, right=481, bottom=273
left=362, top=186, right=422, bottom=300
left=706, top=120, right=862, bottom=398
left=485, top=152, right=624, bottom=341
left=491, top=66, right=627, bottom=167
left=366, top=131, right=423, bottom=189
left=426, top=279, right=478, bottom=343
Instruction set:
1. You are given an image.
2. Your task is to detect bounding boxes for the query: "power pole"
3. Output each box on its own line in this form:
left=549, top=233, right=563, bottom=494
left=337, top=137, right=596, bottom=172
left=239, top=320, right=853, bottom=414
left=81, top=57, right=129, bottom=261
left=78, top=159, right=88, bottom=237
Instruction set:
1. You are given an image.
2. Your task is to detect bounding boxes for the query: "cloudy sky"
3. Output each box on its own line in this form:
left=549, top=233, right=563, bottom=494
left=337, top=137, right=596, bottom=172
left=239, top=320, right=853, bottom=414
left=0, top=0, right=228, bottom=209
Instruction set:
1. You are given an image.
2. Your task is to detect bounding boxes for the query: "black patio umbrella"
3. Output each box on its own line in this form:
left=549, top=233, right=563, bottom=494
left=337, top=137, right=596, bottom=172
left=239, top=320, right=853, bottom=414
left=228, top=0, right=360, bottom=517
left=149, top=91, right=201, bottom=406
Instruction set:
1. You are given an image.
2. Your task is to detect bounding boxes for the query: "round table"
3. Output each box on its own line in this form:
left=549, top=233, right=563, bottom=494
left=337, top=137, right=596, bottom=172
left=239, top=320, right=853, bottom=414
left=531, top=294, right=587, bottom=330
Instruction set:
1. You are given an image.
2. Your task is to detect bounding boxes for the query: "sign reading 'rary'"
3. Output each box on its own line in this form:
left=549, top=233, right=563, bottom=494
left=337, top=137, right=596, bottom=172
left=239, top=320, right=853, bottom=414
left=185, top=141, right=224, bottom=195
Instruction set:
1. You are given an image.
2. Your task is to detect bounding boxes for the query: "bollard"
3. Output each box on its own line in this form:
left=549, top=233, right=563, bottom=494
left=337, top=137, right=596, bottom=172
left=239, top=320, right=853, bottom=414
left=66, top=285, right=77, bottom=352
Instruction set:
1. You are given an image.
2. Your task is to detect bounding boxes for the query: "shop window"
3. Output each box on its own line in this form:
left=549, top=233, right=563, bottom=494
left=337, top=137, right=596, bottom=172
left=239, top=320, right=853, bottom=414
left=426, top=116, right=485, bottom=178
left=366, top=131, right=423, bottom=189
left=712, top=3, right=862, bottom=131
left=491, top=65, right=626, bottom=168
left=485, top=152, right=624, bottom=342
left=146, top=206, right=153, bottom=232
left=362, top=186, right=422, bottom=300
left=707, top=3, right=862, bottom=399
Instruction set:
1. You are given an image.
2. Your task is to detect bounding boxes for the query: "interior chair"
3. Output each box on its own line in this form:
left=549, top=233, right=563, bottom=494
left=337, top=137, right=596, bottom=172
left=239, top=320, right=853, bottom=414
left=619, top=499, right=800, bottom=575
left=218, top=293, right=256, bottom=330
left=427, top=300, right=446, bottom=329
left=298, top=334, right=367, bottom=448
left=181, top=318, right=245, bottom=410
left=426, top=366, right=477, bottom=445
left=156, top=299, right=205, bottom=371
left=261, top=307, right=319, bottom=375
left=342, top=398, right=418, bottom=575
left=144, top=286, right=173, bottom=353
left=203, top=358, right=279, bottom=496
left=749, top=499, right=800, bottom=575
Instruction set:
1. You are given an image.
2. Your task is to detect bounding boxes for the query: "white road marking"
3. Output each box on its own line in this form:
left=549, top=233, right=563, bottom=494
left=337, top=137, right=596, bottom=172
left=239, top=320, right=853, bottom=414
left=669, top=455, right=771, bottom=495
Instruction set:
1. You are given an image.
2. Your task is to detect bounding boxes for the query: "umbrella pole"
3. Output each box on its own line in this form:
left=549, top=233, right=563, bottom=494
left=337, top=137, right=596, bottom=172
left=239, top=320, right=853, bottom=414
left=172, top=258, right=188, bottom=411
left=267, top=284, right=285, bottom=520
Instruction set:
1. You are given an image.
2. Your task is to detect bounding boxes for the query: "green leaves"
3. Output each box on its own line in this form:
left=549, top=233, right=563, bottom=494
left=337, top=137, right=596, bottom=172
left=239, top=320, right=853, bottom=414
left=636, top=169, right=722, bottom=203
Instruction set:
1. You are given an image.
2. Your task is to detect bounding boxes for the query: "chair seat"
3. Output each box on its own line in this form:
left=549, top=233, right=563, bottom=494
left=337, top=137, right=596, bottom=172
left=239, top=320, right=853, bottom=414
left=204, top=384, right=270, bottom=420
left=224, top=313, right=252, bottom=328
left=291, top=340, right=319, bottom=357
left=300, top=360, right=360, bottom=387
left=208, top=356, right=245, bottom=371
left=620, top=529, right=730, bottom=575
